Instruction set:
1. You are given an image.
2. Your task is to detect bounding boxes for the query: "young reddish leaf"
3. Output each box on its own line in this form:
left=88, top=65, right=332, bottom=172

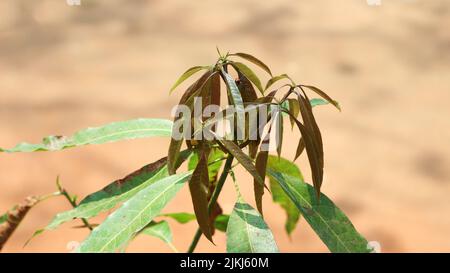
left=254, top=150, right=268, bottom=216
left=210, top=73, right=221, bottom=108
left=300, top=85, right=341, bottom=111
left=189, top=148, right=213, bottom=242
left=294, top=137, right=305, bottom=161
left=168, top=71, right=214, bottom=174
left=236, top=72, right=258, bottom=103
left=230, top=52, right=272, bottom=76
left=285, top=107, right=323, bottom=198
left=231, top=62, right=264, bottom=94
left=275, top=111, right=284, bottom=158
left=209, top=203, right=223, bottom=236
left=170, top=66, right=209, bottom=93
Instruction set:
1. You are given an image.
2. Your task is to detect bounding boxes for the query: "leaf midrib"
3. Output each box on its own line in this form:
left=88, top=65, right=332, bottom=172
left=280, top=175, right=351, bottom=253
left=77, top=127, right=171, bottom=145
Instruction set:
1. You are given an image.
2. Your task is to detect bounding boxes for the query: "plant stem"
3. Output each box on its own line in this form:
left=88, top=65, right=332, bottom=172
left=187, top=155, right=234, bottom=253
left=61, top=191, right=93, bottom=231
left=56, top=177, right=93, bottom=231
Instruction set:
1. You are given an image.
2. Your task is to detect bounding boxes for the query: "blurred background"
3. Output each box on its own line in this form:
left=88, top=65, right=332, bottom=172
left=0, top=0, right=449, bottom=253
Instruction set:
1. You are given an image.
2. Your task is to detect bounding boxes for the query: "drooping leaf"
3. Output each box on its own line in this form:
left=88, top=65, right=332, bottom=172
left=169, top=66, right=209, bottom=93
left=288, top=99, right=300, bottom=129
left=265, top=74, right=294, bottom=91
left=267, top=156, right=302, bottom=236
left=294, top=138, right=305, bottom=161
left=140, top=221, right=172, bottom=244
left=254, top=151, right=268, bottom=216
left=168, top=71, right=213, bottom=174
left=297, top=92, right=324, bottom=196
left=231, top=62, right=264, bottom=94
left=189, top=148, right=213, bottom=242
left=45, top=152, right=190, bottom=231
left=214, top=138, right=264, bottom=187
left=226, top=197, right=278, bottom=253
left=275, top=111, right=283, bottom=158
left=1, top=119, right=172, bottom=153
left=77, top=172, right=192, bottom=253
left=267, top=169, right=370, bottom=253
left=300, top=85, right=341, bottom=111
left=231, top=52, right=272, bottom=76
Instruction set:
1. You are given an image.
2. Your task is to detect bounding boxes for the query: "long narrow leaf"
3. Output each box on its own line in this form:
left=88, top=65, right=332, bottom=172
left=265, top=74, right=294, bottom=91
left=231, top=52, right=272, bottom=76
left=226, top=197, right=278, bottom=253
left=300, top=85, right=341, bottom=111
left=267, top=168, right=370, bottom=253
left=1, top=119, right=172, bottom=153
left=220, top=68, right=245, bottom=138
left=215, top=138, right=264, bottom=186
left=231, top=62, right=264, bottom=94
left=45, top=152, right=190, bottom=231
left=189, top=149, right=213, bottom=242
left=170, top=66, right=209, bottom=93
left=77, top=172, right=192, bottom=252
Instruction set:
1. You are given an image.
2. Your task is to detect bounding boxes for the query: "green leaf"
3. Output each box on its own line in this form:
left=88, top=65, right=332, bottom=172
left=231, top=52, right=272, bottom=76
left=169, top=66, right=209, bottom=93
left=162, top=212, right=196, bottom=224
left=140, top=221, right=172, bottom=244
left=310, top=98, right=330, bottom=108
left=77, top=172, right=192, bottom=252
left=226, top=197, right=279, bottom=253
left=214, top=214, right=230, bottom=232
left=267, top=155, right=302, bottom=236
left=161, top=212, right=229, bottom=233
left=0, top=213, right=7, bottom=225
left=45, top=156, right=171, bottom=231
left=231, top=62, right=264, bottom=94
left=1, top=119, right=172, bottom=153
left=267, top=169, right=370, bottom=253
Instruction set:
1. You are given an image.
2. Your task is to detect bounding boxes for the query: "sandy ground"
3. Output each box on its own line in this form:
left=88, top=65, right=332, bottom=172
left=0, top=0, right=449, bottom=253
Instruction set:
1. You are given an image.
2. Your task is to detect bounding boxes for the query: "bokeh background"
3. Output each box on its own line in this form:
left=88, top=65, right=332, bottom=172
left=0, top=0, right=449, bottom=253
